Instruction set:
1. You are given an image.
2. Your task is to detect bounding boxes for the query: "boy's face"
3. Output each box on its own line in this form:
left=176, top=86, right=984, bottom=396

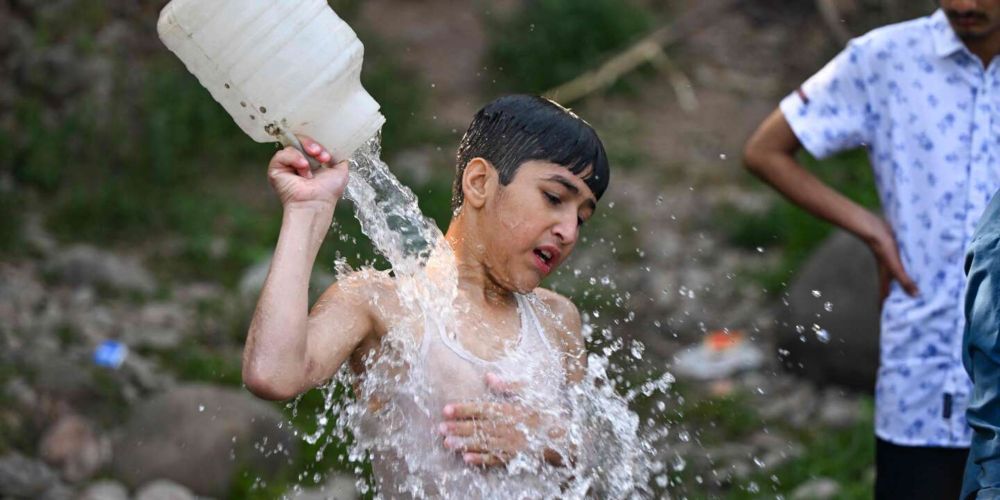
left=479, top=160, right=597, bottom=293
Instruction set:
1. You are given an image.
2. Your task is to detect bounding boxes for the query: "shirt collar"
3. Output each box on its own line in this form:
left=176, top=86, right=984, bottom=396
left=930, top=9, right=965, bottom=59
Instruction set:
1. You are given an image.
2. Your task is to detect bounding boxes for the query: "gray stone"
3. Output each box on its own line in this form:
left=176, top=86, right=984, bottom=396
left=135, top=480, right=195, bottom=500
left=22, top=212, right=57, bottom=255
left=285, top=474, right=359, bottom=500
left=38, top=482, right=75, bottom=500
left=77, top=480, right=129, bottom=500
left=45, top=245, right=155, bottom=295
left=791, top=477, right=842, bottom=500
left=0, top=452, right=60, bottom=497
left=239, top=254, right=336, bottom=306
left=817, top=388, right=863, bottom=429
left=121, top=303, right=190, bottom=351
left=777, top=230, right=880, bottom=390
left=113, top=384, right=296, bottom=498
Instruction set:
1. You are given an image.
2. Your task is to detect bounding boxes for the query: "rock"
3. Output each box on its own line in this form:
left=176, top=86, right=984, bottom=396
left=77, top=480, right=130, bottom=500
left=0, top=452, right=60, bottom=498
left=285, top=473, right=359, bottom=500
left=756, top=382, right=818, bottom=428
left=38, top=482, right=74, bottom=500
left=113, top=384, right=296, bottom=497
left=22, top=212, right=57, bottom=255
left=121, top=303, right=190, bottom=351
left=777, top=230, right=880, bottom=390
left=45, top=245, right=155, bottom=295
left=38, top=413, right=111, bottom=482
left=817, top=388, right=863, bottom=429
left=239, top=254, right=336, bottom=305
left=0, top=262, right=46, bottom=333
left=135, top=480, right=195, bottom=500
left=791, top=477, right=841, bottom=500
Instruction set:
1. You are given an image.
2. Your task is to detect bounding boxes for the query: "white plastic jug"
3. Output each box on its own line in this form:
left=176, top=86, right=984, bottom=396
left=157, top=0, right=385, bottom=162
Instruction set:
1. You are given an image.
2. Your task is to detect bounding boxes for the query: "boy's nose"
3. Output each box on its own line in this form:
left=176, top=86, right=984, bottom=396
left=553, top=217, right=579, bottom=246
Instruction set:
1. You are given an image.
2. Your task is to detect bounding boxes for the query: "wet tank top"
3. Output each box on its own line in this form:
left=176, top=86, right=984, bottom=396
left=359, top=293, right=570, bottom=499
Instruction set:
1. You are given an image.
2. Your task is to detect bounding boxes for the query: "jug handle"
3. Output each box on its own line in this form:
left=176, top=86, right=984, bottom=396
left=276, top=129, right=323, bottom=172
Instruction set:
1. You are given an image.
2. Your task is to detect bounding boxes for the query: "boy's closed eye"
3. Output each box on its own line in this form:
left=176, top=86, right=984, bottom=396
left=542, top=191, right=589, bottom=227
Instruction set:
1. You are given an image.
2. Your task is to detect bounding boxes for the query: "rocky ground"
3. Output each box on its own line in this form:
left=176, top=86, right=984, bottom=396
left=0, top=0, right=914, bottom=498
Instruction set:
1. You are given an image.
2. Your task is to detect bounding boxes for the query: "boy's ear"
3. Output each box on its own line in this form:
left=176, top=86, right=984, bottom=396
left=462, top=157, right=494, bottom=209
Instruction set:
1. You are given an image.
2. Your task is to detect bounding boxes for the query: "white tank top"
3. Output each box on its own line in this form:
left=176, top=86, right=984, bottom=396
left=360, top=292, right=570, bottom=499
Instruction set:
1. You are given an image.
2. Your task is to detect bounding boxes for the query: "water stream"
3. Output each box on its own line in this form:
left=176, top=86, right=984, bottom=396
left=280, top=134, right=673, bottom=498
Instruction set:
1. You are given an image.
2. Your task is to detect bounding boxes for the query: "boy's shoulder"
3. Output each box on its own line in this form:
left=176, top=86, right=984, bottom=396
left=320, top=268, right=402, bottom=320
left=531, top=287, right=584, bottom=346
left=532, top=288, right=580, bottom=323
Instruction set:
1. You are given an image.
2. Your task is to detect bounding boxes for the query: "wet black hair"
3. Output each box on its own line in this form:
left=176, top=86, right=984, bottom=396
left=451, top=94, right=610, bottom=210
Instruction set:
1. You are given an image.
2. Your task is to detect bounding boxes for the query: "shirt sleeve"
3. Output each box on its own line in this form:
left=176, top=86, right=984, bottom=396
left=780, top=40, right=875, bottom=159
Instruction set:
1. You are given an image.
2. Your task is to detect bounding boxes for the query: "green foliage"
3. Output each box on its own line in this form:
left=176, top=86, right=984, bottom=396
left=6, top=16, right=441, bottom=284
left=230, top=383, right=374, bottom=499
left=718, top=149, right=880, bottom=293
left=154, top=339, right=243, bottom=386
left=679, top=392, right=763, bottom=444
left=486, top=0, right=654, bottom=93
left=0, top=192, right=23, bottom=255
left=729, top=399, right=876, bottom=499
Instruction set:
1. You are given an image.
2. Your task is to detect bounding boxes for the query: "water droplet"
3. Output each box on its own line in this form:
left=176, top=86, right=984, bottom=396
left=719, top=153, right=728, bottom=160
left=824, top=301, right=834, bottom=312
left=198, top=404, right=205, bottom=412
left=756, top=246, right=765, bottom=253
left=815, top=328, right=831, bottom=343
left=811, top=290, right=822, bottom=298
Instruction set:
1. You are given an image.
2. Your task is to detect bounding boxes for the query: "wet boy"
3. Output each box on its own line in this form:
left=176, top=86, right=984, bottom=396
left=241, top=95, right=610, bottom=497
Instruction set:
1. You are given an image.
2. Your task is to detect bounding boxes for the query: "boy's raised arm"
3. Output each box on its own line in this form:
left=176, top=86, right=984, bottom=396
left=242, top=137, right=375, bottom=401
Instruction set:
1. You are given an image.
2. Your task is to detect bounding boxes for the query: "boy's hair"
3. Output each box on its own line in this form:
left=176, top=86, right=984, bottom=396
left=451, top=95, right=610, bottom=210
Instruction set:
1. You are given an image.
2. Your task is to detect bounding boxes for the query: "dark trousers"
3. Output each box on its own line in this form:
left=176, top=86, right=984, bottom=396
left=875, top=438, right=968, bottom=500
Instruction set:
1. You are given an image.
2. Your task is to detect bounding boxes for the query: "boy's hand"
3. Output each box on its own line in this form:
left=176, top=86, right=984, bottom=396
left=267, top=135, right=348, bottom=209
left=439, top=373, right=556, bottom=467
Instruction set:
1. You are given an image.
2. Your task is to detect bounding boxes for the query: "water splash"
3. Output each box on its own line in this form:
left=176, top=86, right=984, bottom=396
left=276, top=134, right=669, bottom=498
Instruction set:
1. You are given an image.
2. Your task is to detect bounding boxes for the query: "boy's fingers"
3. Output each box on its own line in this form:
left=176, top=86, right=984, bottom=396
left=439, top=421, right=477, bottom=437
left=485, top=372, right=525, bottom=396
left=271, top=147, right=305, bottom=169
left=297, top=134, right=332, bottom=162
left=444, top=403, right=486, bottom=420
left=463, top=452, right=504, bottom=467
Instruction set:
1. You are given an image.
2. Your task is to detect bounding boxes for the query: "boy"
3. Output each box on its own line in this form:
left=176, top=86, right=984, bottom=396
left=242, top=95, right=610, bottom=498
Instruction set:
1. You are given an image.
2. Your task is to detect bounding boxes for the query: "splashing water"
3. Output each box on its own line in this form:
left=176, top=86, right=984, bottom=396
left=280, top=134, right=671, bottom=498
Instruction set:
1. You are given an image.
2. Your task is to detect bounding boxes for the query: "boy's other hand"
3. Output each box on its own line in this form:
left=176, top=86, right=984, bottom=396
left=439, top=400, right=542, bottom=467
left=439, top=373, right=558, bottom=467
left=267, top=135, right=348, bottom=209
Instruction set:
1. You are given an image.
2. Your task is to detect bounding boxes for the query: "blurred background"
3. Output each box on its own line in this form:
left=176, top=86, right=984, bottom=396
left=0, top=0, right=939, bottom=498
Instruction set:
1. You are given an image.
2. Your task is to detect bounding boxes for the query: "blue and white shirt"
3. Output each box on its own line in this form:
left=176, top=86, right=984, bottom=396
left=780, top=9, right=1000, bottom=447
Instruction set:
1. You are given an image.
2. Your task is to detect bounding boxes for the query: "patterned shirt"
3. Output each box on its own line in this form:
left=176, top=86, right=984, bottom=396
left=780, top=9, right=1000, bottom=447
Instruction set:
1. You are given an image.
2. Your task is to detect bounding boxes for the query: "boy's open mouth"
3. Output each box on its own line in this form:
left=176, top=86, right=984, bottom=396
left=532, top=245, right=560, bottom=275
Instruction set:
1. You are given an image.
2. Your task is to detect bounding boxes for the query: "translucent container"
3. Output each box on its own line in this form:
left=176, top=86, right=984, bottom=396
left=157, top=0, right=385, bottom=161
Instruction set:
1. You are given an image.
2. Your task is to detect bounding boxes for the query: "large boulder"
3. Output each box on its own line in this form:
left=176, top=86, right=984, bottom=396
left=0, top=452, right=63, bottom=498
left=776, top=230, right=880, bottom=391
left=112, top=384, right=296, bottom=497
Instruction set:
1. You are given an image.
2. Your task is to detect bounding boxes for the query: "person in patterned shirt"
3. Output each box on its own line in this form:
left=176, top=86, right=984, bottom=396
left=743, top=1, right=1000, bottom=498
